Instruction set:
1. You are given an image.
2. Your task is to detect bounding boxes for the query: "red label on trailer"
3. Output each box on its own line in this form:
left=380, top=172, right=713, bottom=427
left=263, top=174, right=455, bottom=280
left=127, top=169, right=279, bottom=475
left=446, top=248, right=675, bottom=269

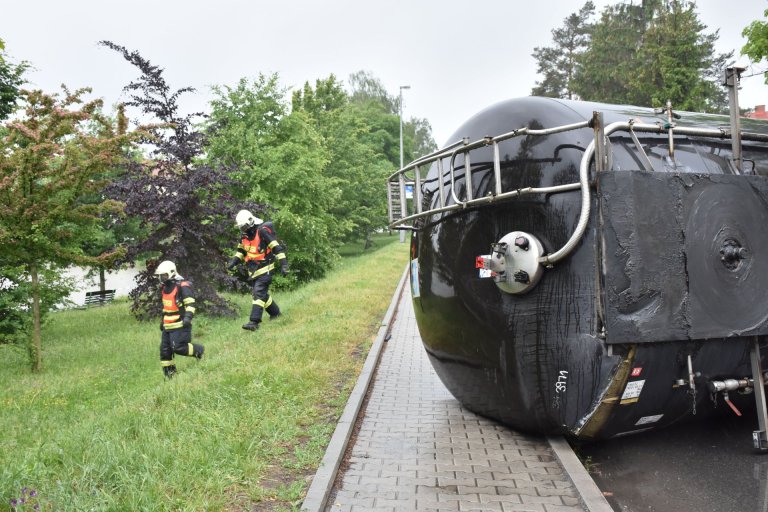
left=631, top=367, right=643, bottom=377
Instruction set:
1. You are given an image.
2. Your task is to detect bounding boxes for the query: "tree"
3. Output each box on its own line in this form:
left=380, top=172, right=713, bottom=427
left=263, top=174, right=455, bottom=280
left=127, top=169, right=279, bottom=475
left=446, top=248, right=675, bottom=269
left=293, top=75, right=393, bottom=246
left=531, top=2, right=595, bottom=99
left=100, top=41, right=245, bottom=319
left=573, top=1, right=649, bottom=104
left=742, top=8, right=768, bottom=82
left=347, top=70, right=397, bottom=113
left=631, top=0, right=730, bottom=112
left=0, top=38, right=27, bottom=121
left=574, top=0, right=730, bottom=112
left=0, top=87, right=134, bottom=371
left=406, top=117, right=438, bottom=159
left=207, top=74, right=340, bottom=281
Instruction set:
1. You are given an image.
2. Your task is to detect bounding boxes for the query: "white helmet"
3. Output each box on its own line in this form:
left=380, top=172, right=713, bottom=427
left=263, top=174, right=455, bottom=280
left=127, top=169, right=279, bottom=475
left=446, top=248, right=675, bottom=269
left=154, top=260, right=182, bottom=282
left=235, top=209, right=263, bottom=233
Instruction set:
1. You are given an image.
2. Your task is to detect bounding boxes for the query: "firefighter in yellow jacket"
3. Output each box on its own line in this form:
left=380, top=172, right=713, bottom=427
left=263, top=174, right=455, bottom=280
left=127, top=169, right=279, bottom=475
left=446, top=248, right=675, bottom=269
left=155, top=260, right=204, bottom=378
left=227, top=210, right=289, bottom=331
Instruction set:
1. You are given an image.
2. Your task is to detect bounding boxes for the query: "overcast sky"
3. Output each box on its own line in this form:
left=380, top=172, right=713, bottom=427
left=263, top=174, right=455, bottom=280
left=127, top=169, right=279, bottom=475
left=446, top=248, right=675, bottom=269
left=2, top=0, right=767, bottom=147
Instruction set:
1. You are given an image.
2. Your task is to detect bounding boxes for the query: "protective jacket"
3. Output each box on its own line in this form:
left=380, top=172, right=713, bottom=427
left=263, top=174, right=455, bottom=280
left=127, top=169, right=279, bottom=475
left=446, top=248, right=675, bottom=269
left=228, top=221, right=288, bottom=279
left=161, top=279, right=196, bottom=330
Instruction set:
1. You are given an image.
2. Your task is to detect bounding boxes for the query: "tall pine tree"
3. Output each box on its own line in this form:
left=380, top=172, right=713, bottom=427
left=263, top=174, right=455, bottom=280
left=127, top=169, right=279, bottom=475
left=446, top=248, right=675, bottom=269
left=531, top=2, right=595, bottom=99
left=573, top=0, right=730, bottom=112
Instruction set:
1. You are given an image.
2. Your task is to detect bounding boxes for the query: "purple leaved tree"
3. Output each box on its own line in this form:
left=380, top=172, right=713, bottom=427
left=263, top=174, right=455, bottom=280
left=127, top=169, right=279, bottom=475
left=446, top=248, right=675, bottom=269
left=100, top=41, right=263, bottom=319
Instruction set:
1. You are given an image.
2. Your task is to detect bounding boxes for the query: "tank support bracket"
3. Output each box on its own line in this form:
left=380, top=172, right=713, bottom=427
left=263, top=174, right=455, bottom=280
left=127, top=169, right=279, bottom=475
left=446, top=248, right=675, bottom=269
left=750, top=338, right=768, bottom=452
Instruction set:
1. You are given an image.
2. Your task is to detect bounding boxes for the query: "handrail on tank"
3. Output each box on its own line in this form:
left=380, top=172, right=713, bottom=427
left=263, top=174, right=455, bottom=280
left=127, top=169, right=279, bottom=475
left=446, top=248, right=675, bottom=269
left=540, top=119, right=768, bottom=265
left=387, top=113, right=768, bottom=265
left=386, top=120, right=591, bottom=229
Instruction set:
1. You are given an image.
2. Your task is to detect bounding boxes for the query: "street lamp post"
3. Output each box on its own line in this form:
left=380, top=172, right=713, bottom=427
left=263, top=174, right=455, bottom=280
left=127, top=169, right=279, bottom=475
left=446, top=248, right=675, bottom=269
left=399, top=85, right=410, bottom=243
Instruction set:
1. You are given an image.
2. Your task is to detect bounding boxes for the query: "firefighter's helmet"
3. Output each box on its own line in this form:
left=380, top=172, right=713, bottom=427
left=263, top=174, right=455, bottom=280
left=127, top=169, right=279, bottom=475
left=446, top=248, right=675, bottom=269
left=235, top=209, right=263, bottom=233
left=155, top=260, right=182, bottom=282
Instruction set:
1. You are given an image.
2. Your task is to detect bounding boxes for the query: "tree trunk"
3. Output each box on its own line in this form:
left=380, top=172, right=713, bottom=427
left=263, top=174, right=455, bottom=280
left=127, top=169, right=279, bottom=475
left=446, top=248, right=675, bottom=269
left=30, top=264, right=42, bottom=372
left=99, top=266, right=106, bottom=292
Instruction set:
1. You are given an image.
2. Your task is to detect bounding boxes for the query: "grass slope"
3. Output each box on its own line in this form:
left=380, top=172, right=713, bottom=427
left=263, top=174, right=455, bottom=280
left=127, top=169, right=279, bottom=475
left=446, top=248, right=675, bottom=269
left=0, top=235, right=408, bottom=511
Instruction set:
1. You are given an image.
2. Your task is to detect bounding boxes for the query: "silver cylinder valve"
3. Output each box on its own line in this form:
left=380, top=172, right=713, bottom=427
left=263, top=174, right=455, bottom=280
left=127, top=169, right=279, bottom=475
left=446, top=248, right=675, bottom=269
left=476, top=231, right=545, bottom=294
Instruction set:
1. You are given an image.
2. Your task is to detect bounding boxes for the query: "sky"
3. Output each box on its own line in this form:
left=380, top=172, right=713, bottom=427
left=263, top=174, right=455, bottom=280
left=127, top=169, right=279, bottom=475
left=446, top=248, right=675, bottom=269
left=2, top=0, right=768, bottom=147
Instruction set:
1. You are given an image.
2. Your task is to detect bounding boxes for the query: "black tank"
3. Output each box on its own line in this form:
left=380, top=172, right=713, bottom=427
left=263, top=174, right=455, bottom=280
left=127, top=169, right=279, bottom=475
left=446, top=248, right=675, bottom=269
left=405, top=96, right=768, bottom=440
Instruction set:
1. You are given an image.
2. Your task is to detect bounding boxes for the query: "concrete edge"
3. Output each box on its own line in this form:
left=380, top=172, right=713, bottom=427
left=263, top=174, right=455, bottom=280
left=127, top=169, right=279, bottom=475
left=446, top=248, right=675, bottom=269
left=547, top=436, right=614, bottom=512
left=301, top=263, right=410, bottom=512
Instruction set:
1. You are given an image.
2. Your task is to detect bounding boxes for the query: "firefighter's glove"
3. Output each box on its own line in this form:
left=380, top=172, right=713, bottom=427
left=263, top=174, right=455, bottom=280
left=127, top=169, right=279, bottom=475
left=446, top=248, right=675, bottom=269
left=182, top=315, right=193, bottom=329
left=226, top=257, right=239, bottom=273
left=280, top=260, right=289, bottom=276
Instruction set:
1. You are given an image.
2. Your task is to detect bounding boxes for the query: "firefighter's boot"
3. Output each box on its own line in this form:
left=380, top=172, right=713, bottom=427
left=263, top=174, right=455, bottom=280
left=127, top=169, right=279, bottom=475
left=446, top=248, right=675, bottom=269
left=193, top=344, right=204, bottom=360
left=242, top=321, right=259, bottom=331
left=163, top=364, right=177, bottom=379
left=266, top=300, right=281, bottom=320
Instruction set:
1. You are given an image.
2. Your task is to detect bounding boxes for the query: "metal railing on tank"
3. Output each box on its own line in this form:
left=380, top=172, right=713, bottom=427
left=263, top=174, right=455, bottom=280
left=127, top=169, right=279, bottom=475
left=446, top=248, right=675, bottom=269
left=387, top=111, right=768, bottom=266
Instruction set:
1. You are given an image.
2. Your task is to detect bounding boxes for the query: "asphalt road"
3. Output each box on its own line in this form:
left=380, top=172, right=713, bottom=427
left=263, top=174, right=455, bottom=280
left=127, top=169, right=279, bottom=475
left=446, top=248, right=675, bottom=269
left=577, top=411, right=768, bottom=512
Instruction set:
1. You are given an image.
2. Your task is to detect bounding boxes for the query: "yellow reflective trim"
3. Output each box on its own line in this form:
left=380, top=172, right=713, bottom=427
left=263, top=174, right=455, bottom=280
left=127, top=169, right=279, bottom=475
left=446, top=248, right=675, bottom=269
left=183, top=297, right=195, bottom=305
left=164, top=314, right=181, bottom=322
left=265, top=296, right=273, bottom=308
left=250, top=263, right=275, bottom=278
left=185, top=306, right=196, bottom=314
left=275, top=253, right=286, bottom=260
left=161, top=360, right=175, bottom=367
left=187, top=344, right=194, bottom=356
left=235, top=253, right=244, bottom=261
left=268, top=240, right=279, bottom=249
left=164, top=321, right=183, bottom=329
left=254, top=299, right=266, bottom=308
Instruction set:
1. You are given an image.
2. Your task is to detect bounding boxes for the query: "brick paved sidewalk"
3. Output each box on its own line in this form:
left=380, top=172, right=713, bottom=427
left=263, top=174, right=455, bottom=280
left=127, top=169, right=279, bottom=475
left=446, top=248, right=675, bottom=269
left=322, top=289, right=597, bottom=512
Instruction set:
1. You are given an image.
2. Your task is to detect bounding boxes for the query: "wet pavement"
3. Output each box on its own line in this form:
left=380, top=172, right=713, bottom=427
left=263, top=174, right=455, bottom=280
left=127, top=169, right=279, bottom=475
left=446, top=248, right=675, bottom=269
left=302, top=270, right=612, bottom=512
left=579, top=411, right=768, bottom=512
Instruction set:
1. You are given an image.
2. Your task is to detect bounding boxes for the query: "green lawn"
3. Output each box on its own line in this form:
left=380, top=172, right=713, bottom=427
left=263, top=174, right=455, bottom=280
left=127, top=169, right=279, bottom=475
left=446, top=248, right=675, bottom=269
left=0, top=234, right=409, bottom=511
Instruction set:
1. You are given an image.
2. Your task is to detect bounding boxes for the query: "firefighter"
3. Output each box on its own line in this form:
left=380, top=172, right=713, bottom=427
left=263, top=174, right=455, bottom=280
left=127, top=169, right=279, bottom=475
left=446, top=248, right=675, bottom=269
left=227, top=209, right=289, bottom=331
left=155, top=260, right=204, bottom=378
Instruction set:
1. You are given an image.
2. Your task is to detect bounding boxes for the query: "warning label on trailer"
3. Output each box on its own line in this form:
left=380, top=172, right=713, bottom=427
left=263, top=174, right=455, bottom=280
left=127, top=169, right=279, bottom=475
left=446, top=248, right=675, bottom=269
left=635, top=414, right=664, bottom=426
left=620, top=379, right=645, bottom=404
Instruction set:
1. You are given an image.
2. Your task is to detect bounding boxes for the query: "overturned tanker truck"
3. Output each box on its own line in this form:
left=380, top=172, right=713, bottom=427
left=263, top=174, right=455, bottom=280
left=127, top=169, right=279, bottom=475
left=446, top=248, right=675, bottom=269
left=387, top=93, right=768, bottom=445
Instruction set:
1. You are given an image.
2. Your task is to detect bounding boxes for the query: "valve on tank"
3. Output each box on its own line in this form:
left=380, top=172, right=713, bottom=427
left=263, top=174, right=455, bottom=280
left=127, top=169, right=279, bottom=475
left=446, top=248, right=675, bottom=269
left=475, top=231, right=544, bottom=294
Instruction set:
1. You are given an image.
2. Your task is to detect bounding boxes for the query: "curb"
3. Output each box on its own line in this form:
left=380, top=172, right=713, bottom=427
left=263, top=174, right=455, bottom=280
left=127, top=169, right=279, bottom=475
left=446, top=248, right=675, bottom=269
left=547, top=436, right=615, bottom=511
left=301, top=264, right=410, bottom=512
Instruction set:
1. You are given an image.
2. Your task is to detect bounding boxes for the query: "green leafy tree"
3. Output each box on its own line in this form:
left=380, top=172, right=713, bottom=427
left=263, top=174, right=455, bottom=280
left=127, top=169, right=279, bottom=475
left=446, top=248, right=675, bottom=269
left=207, top=74, right=339, bottom=282
left=347, top=70, right=397, bottom=113
left=0, top=38, right=27, bottom=121
left=742, top=8, right=768, bottom=82
left=0, top=87, right=134, bottom=371
left=293, top=75, right=393, bottom=246
left=77, top=105, right=147, bottom=292
left=531, top=2, right=595, bottom=99
left=406, top=117, right=438, bottom=158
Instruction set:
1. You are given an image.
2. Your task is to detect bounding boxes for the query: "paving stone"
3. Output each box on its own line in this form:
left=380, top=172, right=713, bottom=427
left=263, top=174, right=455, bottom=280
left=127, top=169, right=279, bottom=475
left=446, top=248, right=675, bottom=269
left=321, top=289, right=587, bottom=512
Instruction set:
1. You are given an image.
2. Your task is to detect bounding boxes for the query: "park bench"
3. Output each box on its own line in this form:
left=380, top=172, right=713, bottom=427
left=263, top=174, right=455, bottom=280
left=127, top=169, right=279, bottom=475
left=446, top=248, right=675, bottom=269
left=84, top=289, right=116, bottom=307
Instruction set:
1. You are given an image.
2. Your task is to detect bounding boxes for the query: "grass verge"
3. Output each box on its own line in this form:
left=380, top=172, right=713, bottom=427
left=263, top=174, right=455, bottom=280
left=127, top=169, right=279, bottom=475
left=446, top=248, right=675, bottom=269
left=0, top=234, right=408, bottom=511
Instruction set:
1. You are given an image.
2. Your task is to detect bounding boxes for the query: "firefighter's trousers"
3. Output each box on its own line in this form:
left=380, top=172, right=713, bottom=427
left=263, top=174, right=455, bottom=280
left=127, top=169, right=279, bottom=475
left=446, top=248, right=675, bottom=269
left=249, top=273, right=280, bottom=324
left=160, top=325, right=203, bottom=377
